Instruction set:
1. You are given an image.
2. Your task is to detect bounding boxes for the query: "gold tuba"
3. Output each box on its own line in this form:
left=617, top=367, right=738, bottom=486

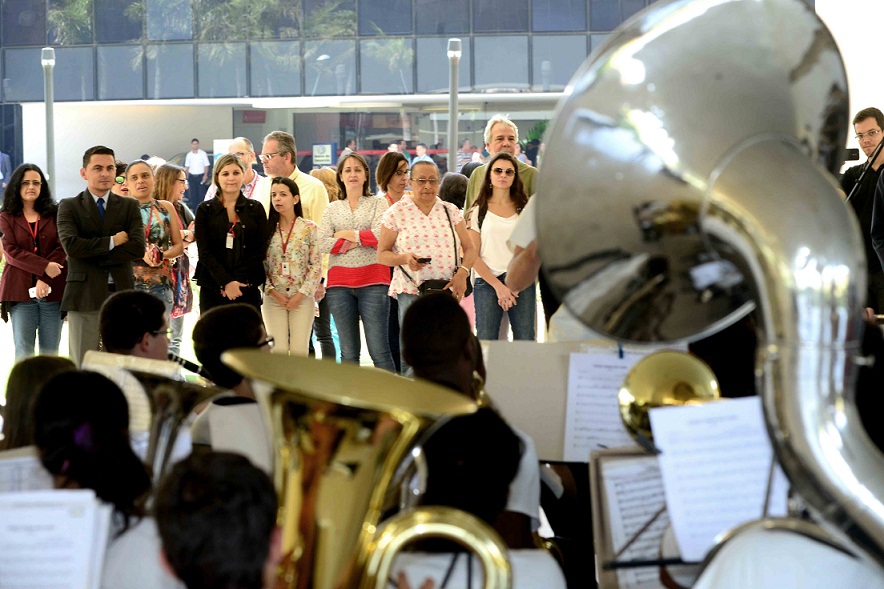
left=537, top=0, right=884, bottom=570
left=221, top=350, right=511, bottom=589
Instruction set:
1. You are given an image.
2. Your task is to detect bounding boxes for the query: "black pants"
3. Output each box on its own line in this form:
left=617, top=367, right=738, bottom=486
left=187, top=173, right=206, bottom=211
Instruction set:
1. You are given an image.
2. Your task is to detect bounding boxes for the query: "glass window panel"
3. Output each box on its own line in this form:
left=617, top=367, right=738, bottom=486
left=533, top=0, right=586, bottom=32
left=48, top=0, right=93, bottom=44
left=474, top=0, right=528, bottom=33
left=532, top=36, right=587, bottom=92
left=304, top=39, right=355, bottom=96
left=416, top=37, right=471, bottom=94
left=474, top=36, right=528, bottom=91
left=95, top=0, right=142, bottom=43
left=55, top=46, right=95, bottom=100
left=2, top=0, right=47, bottom=46
left=621, top=0, right=645, bottom=22
left=146, top=43, right=193, bottom=98
left=359, top=38, right=413, bottom=94
left=97, top=45, right=143, bottom=99
left=303, top=0, right=356, bottom=38
left=146, top=0, right=192, bottom=41
left=358, top=0, right=411, bottom=36
left=589, top=0, right=619, bottom=32
left=250, top=40, right=301, bottom=97
left=197, top=43, right=246, bottom=97
left=2, top=48, right=43, bottom=102
left=415, top=0, right=468, bottom=35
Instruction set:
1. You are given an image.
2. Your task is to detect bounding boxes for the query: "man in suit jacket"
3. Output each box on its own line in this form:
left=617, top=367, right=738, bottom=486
left=0, top=150, right=12, bottom=189
left=57, top=145, right=146, bottom=366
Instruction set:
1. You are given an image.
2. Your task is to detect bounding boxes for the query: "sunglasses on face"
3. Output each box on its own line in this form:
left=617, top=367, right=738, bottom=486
left=492, top=167, right=515, bottom=176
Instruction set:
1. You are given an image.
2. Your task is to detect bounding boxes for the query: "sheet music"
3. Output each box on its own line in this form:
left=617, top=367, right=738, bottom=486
left=0, top=489, right=111, bottom=589
left=0, top=451, right=54, bottom=492
left=649, top=396, right=789, bottom=562
left=602, top=456, right=669, bottom=589
left=563, top=350, right=645, bottom=461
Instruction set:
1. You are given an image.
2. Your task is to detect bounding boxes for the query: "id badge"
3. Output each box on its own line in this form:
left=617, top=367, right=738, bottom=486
left=226, top=234, right=234, bottom=249
left=281, top=261, right=291, bottom=276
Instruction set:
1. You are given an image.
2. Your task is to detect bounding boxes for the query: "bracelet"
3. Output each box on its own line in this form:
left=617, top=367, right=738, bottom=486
left=456, top=266, right=469, bottom=274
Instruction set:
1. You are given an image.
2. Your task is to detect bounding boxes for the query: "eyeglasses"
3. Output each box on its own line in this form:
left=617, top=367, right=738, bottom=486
left=259, top=152, right=283, bottom=163
left=412, top=178, right=439, bottom=186
left=251, top=336, right=275, bottom=349
left=176, top=178, right=188, bottom=185
left=856, top=129, right=882, bottom=141
left=115, top=176, right=125, bottom=184
left=21, top=180, right=42, bottom=187
left=150, top=328, right=172, bottom=338
left=492, top=167, right=516, bottom=176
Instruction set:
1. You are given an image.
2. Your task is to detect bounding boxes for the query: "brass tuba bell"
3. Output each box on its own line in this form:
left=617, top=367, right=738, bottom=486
left=221, top=350, right=512, bottom=589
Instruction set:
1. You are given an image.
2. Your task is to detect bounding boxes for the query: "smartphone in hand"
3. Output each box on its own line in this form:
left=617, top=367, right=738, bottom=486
left=417, top=257, right=432, bottom=264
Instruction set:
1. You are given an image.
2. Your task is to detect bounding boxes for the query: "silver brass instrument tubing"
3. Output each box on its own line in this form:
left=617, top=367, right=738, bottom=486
left=537, top=0, right=884, bottom=571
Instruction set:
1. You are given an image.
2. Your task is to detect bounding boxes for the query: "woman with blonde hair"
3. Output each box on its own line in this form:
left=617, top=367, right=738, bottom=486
left=125, top=160, right=183, bottom=318
left=153, top=164, right=195, bottom=355
left=310, top=166, right=339, bottom=202
left=194, top=154, right=269, bottom=311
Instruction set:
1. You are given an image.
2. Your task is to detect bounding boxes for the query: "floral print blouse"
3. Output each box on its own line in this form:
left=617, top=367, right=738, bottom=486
left=133, top=199, right=174, bottom=288
left=264, top=217, right=322, bottom=298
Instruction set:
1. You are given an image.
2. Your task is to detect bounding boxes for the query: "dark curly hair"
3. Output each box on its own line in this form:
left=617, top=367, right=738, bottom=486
left=1, top=164, right=56, bottom=217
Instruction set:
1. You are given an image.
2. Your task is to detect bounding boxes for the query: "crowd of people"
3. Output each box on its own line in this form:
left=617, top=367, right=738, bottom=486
left=0, top=114, right=574, bottom=588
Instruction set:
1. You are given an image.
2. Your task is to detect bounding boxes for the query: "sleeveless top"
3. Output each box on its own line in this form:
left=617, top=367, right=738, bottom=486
left=133, top=199, right=174, bottom=288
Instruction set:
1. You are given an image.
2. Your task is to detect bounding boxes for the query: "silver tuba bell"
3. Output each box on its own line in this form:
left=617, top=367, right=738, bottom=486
left=537, top=0, right=884, bottom=571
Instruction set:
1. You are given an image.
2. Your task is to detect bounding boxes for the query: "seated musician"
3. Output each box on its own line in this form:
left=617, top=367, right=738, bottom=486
left=190, top=303, right=273, bottom=471
left=401, top=292, right=541, bottom=549
left=33, top=370, right=183, bottom=589
left=154, top=452, right=282, bottom=589
left=391, top=408, right=566, bottom=589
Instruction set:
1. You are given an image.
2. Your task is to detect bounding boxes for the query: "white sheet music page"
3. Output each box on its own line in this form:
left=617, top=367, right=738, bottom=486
left=0, top=446, right=53, bottom=492
left=0, top=489, right=109, bottom=589
left=563, top=350, right=645, bottom=462
left=649, top=396, right=789, bottom=562
left=602, top=456, right=669, bottom=589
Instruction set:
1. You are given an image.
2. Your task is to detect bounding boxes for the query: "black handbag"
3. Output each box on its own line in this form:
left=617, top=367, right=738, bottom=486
left=401, top=206, right=473, bottom=298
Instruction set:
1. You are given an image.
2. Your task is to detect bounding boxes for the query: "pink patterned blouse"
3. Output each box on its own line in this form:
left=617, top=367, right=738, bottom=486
left=381, top=196, right=465, bottom=298
left=264, top=217, right=322, bottom=298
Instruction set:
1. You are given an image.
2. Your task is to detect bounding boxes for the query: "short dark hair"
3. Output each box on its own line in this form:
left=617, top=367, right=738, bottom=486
left=402, top=292, right=472, bottom=376
left=191, top=138, right=200, bottom=143
left=155, top=452, right=277, bottom=589
left=115, top=160, right=128, bottom=177
left=99, top=290, right=166, bottom=354
left=82, top=145, right=115, bottom=168
left=853, top=107, right=884, bottom=130
left=416, top=143, right=428, bottom=150
left=193, top=304, right=265, bottom=388
left=375, top=151, right=408, bottom=192
left=459, top=161, right=482, bottom=179
left=421, top=407, right=522, bottom=524
left=0, top=356, right=75, bottom=450
left=1, top=163, right=56, bottom=217
left=439, top=172, right=467, bottom=209
left=33, top=370, right=151, bottom=535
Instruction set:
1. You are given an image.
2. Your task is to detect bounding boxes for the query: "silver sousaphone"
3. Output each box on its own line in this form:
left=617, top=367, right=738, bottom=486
left=537, top=0, right=884, bottom=573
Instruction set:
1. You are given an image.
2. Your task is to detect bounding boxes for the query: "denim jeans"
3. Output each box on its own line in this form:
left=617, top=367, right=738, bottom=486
left=473, top=273, right=536, bottom=341
left=10, top=300, right=63, bottom=358
left=311, top=297, right=337, bottom=360
left=169, top=314, right=185, bottom=356
left=325, top=285, right=395, bottom=371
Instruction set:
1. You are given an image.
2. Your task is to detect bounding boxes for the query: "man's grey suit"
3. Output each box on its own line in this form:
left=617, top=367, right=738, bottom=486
left=57, top=190, right=145, bottom=363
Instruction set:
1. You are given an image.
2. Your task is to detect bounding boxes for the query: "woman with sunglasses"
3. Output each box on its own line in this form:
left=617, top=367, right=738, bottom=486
left=153, top=164, right=195, bottom=355
left=0, top=164, right=67, bottom=358
left=466, top=153, right=535, bottom=341
left=125, top=160, right=183, bottom=319
left=318, top=152, right=395, bottom=370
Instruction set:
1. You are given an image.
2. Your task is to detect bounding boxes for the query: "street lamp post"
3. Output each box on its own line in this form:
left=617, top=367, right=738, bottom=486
left=447, top=38, right=461, bottom=174
left=41, top=47, right=56, bottom=196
